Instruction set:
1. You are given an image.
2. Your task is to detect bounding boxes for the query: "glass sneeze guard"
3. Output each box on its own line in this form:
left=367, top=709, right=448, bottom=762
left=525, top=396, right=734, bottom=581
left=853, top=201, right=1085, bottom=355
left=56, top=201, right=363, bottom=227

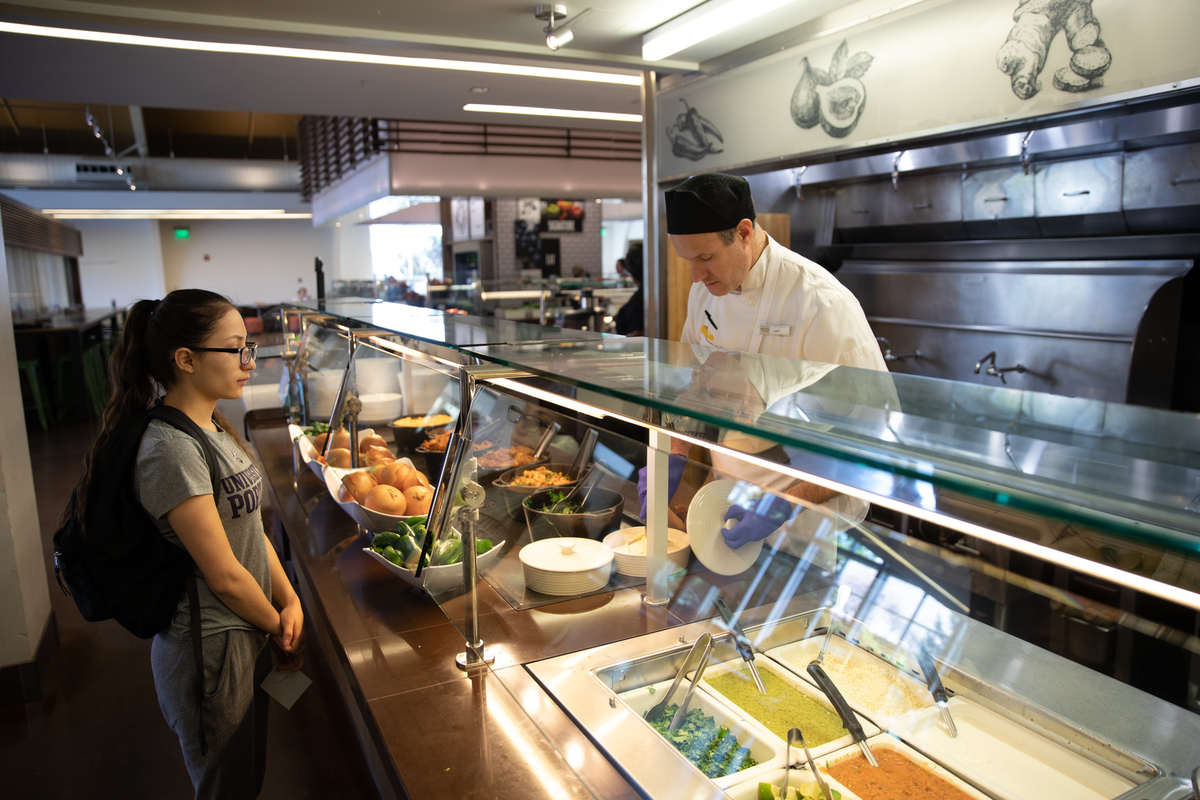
left=462, top=338, right=1200, bottom=563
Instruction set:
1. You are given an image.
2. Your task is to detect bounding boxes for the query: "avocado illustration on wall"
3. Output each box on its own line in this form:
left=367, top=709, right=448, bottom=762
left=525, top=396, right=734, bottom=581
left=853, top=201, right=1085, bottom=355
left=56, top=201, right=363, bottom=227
left=997, top=0, right=1111, bottom=98
left=665, top=99, right=724, bottom=161
left=791, top=39, right=874, bottom=139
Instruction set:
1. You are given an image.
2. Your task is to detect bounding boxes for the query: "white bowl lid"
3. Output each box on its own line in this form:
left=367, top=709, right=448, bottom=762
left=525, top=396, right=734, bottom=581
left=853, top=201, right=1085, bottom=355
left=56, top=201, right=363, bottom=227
left=519, top=537, right=613, bottom=573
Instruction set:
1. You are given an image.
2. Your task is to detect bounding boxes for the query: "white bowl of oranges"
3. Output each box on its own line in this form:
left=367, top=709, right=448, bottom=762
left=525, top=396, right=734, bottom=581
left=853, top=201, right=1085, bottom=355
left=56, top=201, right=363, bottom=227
left=322, top=437, right=436, bottom=532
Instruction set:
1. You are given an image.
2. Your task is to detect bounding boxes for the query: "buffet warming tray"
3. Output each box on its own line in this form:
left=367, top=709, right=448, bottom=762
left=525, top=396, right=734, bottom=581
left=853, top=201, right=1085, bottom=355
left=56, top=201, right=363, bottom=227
left=525, top=599, right=1173, bottom=800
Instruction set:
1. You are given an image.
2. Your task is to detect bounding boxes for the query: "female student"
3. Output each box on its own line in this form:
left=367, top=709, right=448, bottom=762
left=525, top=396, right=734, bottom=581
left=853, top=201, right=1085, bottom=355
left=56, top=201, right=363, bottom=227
left=78, top=289, right=305, bottom=799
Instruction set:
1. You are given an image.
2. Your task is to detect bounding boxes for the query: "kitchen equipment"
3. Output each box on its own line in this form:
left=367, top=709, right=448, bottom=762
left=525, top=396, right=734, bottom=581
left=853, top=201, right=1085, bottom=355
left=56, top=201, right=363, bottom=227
left=806, top=662, right=878, bottom=766
left=789, top=727, right=832, bottom=800
left=518, top=537, right=613, bottom=596
left=669, top=635, right=714, bottom=732
left=714, top=596, right=766, bottom=694
left=602, top=528, right=690, bottom=577
left=916, top=646, right=959, bottom=738
left=686, top=480, right=765, bottom=575
left=645, top=633, right=713, bottom=724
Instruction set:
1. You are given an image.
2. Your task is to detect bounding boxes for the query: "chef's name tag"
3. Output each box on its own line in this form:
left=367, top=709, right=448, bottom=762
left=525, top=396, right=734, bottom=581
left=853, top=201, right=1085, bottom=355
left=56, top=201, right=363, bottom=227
left=759, top=324, right=792, bottom=336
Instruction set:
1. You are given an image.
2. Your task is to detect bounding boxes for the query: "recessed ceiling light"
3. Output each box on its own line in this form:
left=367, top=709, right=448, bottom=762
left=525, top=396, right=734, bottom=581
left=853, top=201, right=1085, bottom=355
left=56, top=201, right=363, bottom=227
left=0, top=21, right=642, bottom=85
left=464, top=103, right=642, bottom=123
left=42, top=209, right=312, bottom=220
left=469, top=87, right=490, bottom=94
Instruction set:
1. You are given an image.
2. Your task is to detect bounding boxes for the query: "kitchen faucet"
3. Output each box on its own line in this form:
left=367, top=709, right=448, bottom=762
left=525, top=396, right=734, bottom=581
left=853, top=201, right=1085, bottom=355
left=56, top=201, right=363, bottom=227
left=975, top=351, right=1026, bottom=384
left=877, top=337, right=921, bottom=362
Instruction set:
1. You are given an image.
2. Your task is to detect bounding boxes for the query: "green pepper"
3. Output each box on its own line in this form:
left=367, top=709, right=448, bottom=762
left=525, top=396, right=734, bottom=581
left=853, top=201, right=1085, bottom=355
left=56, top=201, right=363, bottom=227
left=373, top=531, right=403, bottom=548
left=476, top=539, right=493, bottom=556
left=380, top=546, right=405, bottom=568
left=433, top=538, right=463, bottom=566
left=395, top=533, right=420, bottom=564
left=406, top=515, right=428, bottom=527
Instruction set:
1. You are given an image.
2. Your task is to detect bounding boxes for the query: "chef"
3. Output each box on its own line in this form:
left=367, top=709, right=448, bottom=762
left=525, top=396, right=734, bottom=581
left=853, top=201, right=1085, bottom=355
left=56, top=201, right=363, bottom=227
left=667, top=171, right=885, bottom=369
left=637, top=172, right=893, bottom=558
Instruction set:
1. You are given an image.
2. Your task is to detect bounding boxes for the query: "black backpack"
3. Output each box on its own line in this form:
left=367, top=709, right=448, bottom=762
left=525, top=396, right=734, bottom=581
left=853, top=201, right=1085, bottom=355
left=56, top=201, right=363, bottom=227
left=53, top=404, right=222, bottom=754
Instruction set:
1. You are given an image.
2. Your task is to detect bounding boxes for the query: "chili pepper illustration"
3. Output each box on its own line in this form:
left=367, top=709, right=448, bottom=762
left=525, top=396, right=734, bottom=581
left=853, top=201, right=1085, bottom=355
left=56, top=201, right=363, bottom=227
left=666, top=98, right=724, bottom=161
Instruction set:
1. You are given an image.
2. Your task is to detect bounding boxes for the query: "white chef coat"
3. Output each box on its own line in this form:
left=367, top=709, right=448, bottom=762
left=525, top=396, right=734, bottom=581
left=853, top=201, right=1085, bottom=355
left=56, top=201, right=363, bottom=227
left=680, top=234, right=886, bottom=370
left=678, top=236, right=891, bottom=567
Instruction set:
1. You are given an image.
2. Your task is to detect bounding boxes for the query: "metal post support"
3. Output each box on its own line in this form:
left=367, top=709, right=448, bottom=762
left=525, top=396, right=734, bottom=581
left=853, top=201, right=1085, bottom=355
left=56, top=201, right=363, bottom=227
left=322, top=333, right=359, bottom=460
left=639, top=69, right=664, bottom=339
left=456, top=453, right=489, bottom=670
left=644, top=426, right=671, bottom=606
left=345, top=395, right=362, bottom=469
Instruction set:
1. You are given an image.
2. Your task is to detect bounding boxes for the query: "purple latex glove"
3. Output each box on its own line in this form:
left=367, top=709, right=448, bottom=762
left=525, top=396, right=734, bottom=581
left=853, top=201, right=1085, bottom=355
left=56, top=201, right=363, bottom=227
left=721, top=494, right=796, bottom=549
left=637, top=453, right=688, bottom=521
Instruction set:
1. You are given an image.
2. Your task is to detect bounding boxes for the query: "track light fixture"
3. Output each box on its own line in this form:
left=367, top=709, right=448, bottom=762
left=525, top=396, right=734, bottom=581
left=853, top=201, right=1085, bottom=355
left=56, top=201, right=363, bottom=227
left=536, top=4, right=574, bottom=51
left=83, top=105, right=136, bottom=190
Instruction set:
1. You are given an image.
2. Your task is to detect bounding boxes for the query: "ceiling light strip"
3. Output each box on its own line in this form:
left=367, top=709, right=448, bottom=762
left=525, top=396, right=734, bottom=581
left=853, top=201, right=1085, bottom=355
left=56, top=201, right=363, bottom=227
left=642, top=0, right=799, bottom=61
left=464, top=104, right=642, bottom=123
left=0, top=21, right=642, bottom=86
left=43, top=209, right=312, bottom=219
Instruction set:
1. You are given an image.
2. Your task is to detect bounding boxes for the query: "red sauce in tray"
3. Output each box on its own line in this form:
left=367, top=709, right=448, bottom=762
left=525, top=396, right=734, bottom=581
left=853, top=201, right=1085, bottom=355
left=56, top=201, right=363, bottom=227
left=828, top=748, right=976, bottom=800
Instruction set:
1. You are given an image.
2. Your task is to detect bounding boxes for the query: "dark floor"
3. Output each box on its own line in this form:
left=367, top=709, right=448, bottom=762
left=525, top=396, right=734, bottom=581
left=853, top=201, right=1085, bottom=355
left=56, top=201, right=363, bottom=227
left=1, top=419, right=380, bottom=800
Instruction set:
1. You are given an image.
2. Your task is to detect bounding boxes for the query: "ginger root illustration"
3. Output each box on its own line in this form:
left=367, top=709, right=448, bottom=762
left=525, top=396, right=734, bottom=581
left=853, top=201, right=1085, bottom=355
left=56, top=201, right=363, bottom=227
left=997, top=0, right=1111, bottom=98
left=791, top=40, right=874, bottom=139
left=666, top=99, right=724, bottom=161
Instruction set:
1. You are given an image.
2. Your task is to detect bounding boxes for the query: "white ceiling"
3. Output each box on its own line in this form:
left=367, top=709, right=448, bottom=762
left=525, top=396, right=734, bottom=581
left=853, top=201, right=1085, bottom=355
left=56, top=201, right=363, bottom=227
left=0, top=0, right=872, bottom=130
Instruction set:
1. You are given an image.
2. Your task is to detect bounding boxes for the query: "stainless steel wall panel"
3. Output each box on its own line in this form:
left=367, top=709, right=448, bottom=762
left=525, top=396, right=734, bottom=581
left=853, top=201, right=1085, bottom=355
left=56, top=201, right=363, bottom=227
left=963, top=167, right=1035, bottom=221
left=834, top=182, right=886, bottom=228
left=868, top=320, right=1133, bottom=401
left=1123, top=143, right=1200, bottom=209
left=1034, top=156, right=1124, bottom=217
left=883, top=173, right=963, bottom=225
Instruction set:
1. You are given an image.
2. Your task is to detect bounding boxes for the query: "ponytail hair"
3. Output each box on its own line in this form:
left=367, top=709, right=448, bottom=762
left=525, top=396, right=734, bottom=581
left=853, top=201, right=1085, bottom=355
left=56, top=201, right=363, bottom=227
left=72, top=289, right=250, bottom=524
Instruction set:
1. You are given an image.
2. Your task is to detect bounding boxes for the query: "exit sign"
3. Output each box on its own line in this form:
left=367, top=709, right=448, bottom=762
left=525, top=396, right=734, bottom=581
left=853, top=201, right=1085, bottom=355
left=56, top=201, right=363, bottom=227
left=174, top=228, right=190, bottom=239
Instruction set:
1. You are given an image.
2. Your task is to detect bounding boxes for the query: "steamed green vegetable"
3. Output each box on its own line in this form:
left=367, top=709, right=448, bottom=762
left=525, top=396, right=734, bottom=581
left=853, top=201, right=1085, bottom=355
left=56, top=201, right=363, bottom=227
left=645, top=704, right=757, bottom=778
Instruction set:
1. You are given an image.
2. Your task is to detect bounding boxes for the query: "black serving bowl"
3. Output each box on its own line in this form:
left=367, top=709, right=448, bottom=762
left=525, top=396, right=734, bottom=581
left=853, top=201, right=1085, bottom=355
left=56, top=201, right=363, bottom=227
left=523, top=488, right=625, bottom=541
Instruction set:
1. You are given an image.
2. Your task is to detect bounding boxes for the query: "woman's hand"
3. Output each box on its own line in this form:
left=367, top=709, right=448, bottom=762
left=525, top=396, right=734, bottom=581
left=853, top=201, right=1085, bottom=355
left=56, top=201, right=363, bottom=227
left=272, top=598, right=307, bottom=670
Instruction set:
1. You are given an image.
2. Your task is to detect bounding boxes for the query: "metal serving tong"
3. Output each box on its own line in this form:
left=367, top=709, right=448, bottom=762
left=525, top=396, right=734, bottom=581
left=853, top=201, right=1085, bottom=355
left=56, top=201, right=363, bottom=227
left=807, top=661, right=877, bottom=767
left=713, top=596, right=766, bottom=694
left=787, top=727, right=834, bottom=800
left=645, top=633, right=714, bottom=731
left=916, top=645, right=958, bottom=738
left=813, top=585, right=852, bottom=666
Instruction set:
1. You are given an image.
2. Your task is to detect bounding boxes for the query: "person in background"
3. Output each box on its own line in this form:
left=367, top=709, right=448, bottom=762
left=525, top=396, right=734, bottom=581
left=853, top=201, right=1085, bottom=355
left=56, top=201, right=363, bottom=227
left=614, top=243, right=644, bottom=336
left=76, top=289, right=305, bottom=799
left=615, top=258, right=627, bottom=278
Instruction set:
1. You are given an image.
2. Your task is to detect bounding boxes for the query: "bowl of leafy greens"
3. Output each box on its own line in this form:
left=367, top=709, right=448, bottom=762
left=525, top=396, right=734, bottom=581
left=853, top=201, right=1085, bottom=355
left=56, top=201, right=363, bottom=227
left=522, top=487, right=625, bottom=541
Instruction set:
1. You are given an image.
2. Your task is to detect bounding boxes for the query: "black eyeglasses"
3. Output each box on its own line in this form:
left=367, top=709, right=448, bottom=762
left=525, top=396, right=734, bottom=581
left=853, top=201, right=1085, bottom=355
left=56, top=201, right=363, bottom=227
left=192, top=342, right=258, bottom=365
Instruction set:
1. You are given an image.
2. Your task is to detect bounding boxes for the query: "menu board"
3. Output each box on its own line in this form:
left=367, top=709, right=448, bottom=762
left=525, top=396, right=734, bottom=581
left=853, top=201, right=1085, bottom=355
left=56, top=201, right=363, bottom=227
left=538, top=199, right=585, bottom=233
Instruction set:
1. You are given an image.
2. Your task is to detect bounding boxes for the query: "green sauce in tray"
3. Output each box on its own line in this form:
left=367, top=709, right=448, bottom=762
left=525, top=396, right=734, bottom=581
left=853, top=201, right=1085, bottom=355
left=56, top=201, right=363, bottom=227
left=706, top=663, right=846, bottom=744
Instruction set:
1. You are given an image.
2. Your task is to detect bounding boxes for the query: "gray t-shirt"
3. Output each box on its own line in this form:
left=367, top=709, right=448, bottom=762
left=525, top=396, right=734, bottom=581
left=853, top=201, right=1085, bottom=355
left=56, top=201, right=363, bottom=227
left=134, top=419, right=271, bottom=640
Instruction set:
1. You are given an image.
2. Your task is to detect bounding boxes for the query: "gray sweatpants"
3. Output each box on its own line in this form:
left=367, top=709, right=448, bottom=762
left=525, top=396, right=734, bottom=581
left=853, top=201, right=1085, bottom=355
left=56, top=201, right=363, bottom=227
left=152, top=628, right=271, bottom=800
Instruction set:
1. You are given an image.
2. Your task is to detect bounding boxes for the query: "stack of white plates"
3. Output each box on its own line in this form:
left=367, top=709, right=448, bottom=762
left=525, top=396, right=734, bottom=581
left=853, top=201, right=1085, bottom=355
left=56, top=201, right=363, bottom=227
left=359, top=392, right=403, bottom=423
left=602, top=528, right=690, bottom=578
left=355, top=357, right=400, bottom=396
left=399, top=367, right=452, bottom=416
left=307, top=372, right=344, bottom=419
left=519, top=537, right=613, bottom=596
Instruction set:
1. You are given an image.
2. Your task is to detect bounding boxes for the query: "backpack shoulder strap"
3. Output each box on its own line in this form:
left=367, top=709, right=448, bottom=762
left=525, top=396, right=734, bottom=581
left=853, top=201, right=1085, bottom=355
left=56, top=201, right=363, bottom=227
left=146, top=405, right=223, bottom=502
left=144, top=404, right=226, bottom=758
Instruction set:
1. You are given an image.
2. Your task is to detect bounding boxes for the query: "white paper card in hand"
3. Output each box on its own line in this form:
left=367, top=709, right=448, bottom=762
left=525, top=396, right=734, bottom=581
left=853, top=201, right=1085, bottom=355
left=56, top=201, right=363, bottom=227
left=260, top=669, right=312, bottom=711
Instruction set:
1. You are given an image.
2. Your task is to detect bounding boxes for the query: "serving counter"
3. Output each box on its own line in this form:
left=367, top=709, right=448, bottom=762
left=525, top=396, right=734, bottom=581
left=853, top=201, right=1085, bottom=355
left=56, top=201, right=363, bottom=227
left=254, top=300, right=1200, bottom=800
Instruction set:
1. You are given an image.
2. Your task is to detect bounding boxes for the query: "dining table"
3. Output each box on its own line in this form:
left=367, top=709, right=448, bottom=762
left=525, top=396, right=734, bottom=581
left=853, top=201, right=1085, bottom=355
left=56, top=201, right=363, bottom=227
left=14, top=307, right=123, bottom=422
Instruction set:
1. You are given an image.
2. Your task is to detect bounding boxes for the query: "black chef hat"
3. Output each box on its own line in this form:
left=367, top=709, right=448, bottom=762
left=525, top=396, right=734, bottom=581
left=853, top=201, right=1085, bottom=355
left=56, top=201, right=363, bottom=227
left=665, top=172, right=756, bottom=235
